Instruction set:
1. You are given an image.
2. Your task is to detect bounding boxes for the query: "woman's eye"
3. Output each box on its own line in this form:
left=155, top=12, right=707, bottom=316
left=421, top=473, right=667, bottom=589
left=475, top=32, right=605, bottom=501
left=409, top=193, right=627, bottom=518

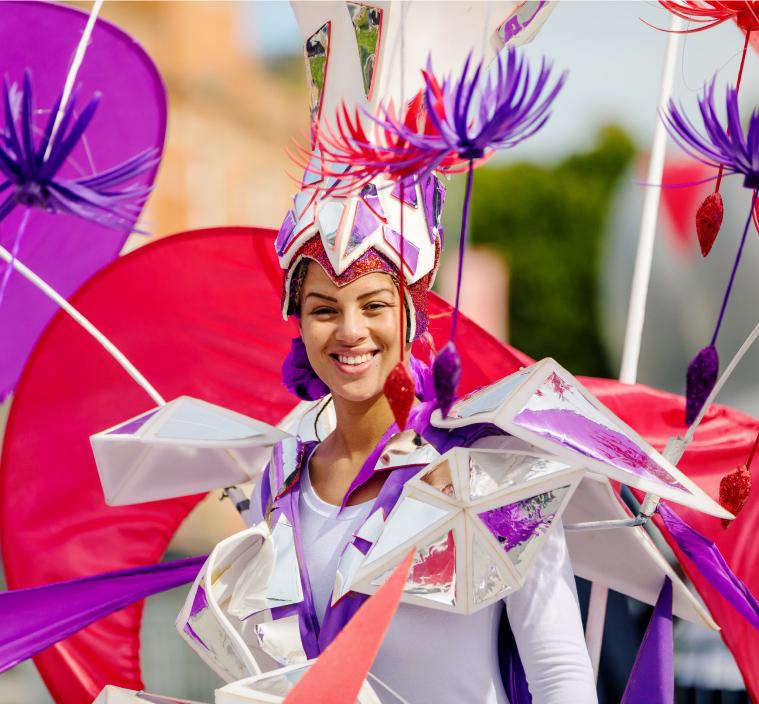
left=365, top=302, right=387, bottom=312
left=312, top=307, right=335, bottom=316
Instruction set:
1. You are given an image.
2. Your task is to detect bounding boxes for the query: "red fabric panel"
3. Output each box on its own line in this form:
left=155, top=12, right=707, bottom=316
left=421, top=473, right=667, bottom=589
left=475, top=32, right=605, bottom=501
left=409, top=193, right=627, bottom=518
left=583, top=378, right=759, bottom=703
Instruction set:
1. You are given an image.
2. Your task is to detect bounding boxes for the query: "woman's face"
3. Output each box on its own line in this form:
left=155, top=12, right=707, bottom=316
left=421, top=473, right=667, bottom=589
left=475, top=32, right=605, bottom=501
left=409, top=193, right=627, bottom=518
left=299, top=263, right=409, bottom=404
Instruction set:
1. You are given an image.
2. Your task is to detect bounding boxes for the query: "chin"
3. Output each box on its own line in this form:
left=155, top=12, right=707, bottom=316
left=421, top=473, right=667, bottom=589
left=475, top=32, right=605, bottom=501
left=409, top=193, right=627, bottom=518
left=328, top=377, right=386, bottom=405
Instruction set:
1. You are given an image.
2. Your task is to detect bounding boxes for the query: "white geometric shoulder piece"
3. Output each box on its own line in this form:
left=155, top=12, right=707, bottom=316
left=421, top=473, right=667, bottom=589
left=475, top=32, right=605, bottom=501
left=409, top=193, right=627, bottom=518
left=348, top=446, right=586, bottom=615
left=92, top=686, right=205, bottom=704
left=216, top=659, right=398, bottom=704
left=431, top=358, right=732, bottom=520
left=563, top=472, right=718, bottom=631
left=176, top=522, right=304, bottom=684
left=90, top=396, right=291, bottom=506
left=276, top=398, right=336, bottom=444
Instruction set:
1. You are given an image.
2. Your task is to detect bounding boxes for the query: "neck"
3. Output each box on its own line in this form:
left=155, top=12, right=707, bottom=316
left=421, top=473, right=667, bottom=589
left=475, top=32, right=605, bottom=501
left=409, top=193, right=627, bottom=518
left=326, top=391, right=398, bottom=461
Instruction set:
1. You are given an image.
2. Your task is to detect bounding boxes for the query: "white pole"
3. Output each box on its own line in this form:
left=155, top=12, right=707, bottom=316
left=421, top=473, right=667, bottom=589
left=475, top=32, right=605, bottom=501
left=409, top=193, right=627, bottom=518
left=0, top=244, right=165, bottom=406
left=585, top=13, right=683, bottom=680
left=43, top=0, right=104, bottom=161
left=619, top=13, right=683, bottom=385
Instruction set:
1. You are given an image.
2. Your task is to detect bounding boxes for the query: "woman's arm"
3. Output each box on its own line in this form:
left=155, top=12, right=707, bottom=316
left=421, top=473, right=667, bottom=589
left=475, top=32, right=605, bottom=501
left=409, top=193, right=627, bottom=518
left=505, top=520, right=598, bottom=704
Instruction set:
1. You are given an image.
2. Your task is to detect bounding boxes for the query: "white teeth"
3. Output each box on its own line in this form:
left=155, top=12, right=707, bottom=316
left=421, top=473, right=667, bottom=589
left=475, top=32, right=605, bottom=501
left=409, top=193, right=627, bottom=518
left=337, top=353, right=374, bottom=365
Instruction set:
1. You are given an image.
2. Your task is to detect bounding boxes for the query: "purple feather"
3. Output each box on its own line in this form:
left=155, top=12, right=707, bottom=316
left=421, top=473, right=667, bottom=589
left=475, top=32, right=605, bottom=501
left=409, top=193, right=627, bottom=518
left=375, top=48, right=566, bottom=183
left=663, top=80, right=759, bottom=189
left=432, top=341, right=462, bottom=418
left=315, top=48, right=566, bottom=190
left=685, top=345, right=719, bottom=425
left=0, top=70, right=158, bottom=232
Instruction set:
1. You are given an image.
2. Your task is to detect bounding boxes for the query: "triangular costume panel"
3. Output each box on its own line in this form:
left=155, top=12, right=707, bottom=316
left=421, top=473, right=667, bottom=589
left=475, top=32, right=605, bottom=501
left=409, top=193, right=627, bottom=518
left=2, top=2, right=759, bottom=704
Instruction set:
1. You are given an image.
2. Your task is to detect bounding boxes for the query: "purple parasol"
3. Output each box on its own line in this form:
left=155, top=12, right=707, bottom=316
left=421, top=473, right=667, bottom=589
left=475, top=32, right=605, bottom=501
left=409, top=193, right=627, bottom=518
left=0, top=1, right=166, bottom=402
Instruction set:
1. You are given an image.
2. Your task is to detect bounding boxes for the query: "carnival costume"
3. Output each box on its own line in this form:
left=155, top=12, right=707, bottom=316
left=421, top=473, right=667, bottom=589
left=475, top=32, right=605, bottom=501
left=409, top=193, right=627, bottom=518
left=168, top=5, right=727, bottom=702
left=3, top=3, right=759, bottom=704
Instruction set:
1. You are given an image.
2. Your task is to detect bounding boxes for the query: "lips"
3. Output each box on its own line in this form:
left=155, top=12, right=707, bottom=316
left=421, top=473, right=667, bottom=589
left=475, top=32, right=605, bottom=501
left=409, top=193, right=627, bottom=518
left=336, top=352, right=375, bottom=365
left=330, top=349, right=379, bottom=373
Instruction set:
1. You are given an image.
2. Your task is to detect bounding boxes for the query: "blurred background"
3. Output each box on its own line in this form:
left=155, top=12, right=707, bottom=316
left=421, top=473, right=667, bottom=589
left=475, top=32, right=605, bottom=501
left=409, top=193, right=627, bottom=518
left=1, top=1, right=758, bottom=703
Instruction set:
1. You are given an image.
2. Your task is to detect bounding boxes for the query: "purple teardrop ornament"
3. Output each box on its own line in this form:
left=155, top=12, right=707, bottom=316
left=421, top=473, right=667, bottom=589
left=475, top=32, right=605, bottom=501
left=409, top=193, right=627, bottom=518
left=432, top=341, right=462, bottom=418
left=685, top=345, right=719, bottom=425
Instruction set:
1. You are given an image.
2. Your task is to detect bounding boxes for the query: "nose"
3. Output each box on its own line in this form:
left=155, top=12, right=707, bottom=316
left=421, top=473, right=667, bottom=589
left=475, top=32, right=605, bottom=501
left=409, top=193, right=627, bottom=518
left=335, top=306, right=367, bottom=345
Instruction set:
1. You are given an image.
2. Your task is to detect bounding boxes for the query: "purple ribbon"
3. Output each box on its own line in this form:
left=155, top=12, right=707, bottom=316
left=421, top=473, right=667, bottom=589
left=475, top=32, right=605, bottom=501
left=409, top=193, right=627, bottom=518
left=621, top=577, right=673, bottom=704
left=657, top=502, right=759, bottom=630
left=0, top=556, right=206, bottom=674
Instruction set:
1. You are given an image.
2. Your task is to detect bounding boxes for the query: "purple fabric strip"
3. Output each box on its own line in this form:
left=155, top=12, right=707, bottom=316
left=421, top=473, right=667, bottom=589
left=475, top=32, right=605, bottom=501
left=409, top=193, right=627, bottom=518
left=283, top=478, right=322, bottom=657
left=0, top=556, right=206, bottom=674
left=621, top=577, right=673, bottom=704
left=657, top=503, right=759, bottom=630
left=498, top=614, right=532, bottom=704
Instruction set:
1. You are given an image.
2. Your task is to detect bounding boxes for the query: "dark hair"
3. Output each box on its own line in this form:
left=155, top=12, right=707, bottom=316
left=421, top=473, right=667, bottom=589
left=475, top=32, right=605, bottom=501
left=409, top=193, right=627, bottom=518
left=289, top=259, right=310, bottom=318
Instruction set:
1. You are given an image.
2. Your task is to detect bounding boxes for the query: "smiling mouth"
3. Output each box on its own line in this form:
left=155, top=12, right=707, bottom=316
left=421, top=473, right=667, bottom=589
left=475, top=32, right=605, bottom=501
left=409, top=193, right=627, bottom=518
left=331, top=351, right=379, bottom=366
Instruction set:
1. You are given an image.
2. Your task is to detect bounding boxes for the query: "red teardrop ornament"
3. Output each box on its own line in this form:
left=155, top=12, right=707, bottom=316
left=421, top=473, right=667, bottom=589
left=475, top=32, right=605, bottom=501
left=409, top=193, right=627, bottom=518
left=695, top=192, right=723, bottom=258
left=719, top=462, right=752, bottom=531
left=384, top=362, right=416, bottom=431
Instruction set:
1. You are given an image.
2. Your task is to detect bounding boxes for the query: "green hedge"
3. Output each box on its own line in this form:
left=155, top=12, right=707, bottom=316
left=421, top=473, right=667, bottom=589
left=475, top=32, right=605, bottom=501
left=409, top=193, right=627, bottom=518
left=467, top=125, right=636, bottom=378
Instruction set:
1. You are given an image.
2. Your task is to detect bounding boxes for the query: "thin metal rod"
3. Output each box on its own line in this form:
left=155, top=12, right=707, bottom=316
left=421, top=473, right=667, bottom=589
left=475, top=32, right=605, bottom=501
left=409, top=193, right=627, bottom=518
left=43, top=0, right=104, bottom=161
left=0, top=244, right=165, bottom=406
left=564, top=516, right=647, bottom=533
left=619, top=14, right=683, bottom=385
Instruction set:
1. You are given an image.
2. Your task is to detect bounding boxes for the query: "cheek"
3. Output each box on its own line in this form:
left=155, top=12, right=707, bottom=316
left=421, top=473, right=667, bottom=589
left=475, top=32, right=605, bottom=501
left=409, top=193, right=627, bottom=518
left=300, top=320, right=329, bottom=361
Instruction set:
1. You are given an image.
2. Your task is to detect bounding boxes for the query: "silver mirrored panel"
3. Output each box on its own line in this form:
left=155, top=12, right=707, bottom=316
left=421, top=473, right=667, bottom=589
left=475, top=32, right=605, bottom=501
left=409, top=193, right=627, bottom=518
left=241, top=662, right=312, bottom=697
left=265, top=515, right=304, bottom=605
left=305, top=22, right=330, bottom=120
left=371, top=529, right=457, bottom=607
left=375, top=430, right=440, bottom=470
left=472, top=534, right=511, bottom=603
left=478, top=486, right=569, bottom=576
left=513, top=371, right=689, bottom=492
left=420, top=459, right=456, bottom=498
left=294, top=200, right=316, bottom=238
left=293, top=190, right=315, bottom=219
left=448, top=368, right=531, bottom=420
left=468, top=451, right=569, bottom=501
left=363, top=497, right=449, bottom=567
left=317, top=201, right=345, bottom=250
left=275, top=437, right=302, bottom=498
left=157, top=402, right=261, bottom=441
left=347, top=3, right=382, bottom=99
left=354, top=508, right=385, bottom=542
left=303, top=148, right=323, bottom=186
left=184, top=580, right=250, bottom=680
left=254, top=615, right=307, bottom=668
left=332, top=541, right=366, bottom=606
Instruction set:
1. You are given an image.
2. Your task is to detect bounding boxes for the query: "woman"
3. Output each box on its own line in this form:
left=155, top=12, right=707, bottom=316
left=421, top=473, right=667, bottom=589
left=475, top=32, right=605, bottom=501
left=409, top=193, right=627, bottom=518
left=246, top=221, right=598, bottom=702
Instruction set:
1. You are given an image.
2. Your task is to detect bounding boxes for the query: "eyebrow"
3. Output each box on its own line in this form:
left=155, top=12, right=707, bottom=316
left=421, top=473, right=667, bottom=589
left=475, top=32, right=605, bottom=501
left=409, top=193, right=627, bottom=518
left=305, top=292, right=338, bottom=302
left=305, top=287, right=395, bottom=303
left=357, top=287, right=395, bottom=300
